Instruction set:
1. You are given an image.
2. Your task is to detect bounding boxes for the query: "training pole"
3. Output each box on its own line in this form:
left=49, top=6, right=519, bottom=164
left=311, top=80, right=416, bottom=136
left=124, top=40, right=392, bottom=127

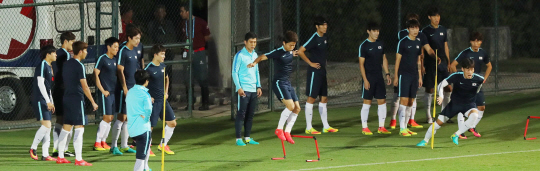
left=161, top=71, right=166, bottom=171
left=431, top=50, right=438, bottom=149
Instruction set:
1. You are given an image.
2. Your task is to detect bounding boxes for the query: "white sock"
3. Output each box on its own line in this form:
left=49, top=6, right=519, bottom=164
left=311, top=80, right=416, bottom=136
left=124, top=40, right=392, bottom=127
left=398, top=105, right=407, bottom=129
left=285, top=113, right=298, bottom=132
left=161, top=125, right=175, bottom=147
left=102, top=122, right=111, bottom=142
left=442, top=92, right=451, bottom=110
left=144, top=146, right=151, bottom=170
left=42, top=127, right=51, bottom=157
left=277, top=108, right=292, bottom=129
left=465, top=112, right=478, bottom=129
left=378, top=104, right=387, bottom=128
left=244, top=137, right=250, bottom=141
left=111, top=120, right=123, bottom=147
left=236, top=138, right=242, bottom=141
left=65, top=128, right=72, bottom=150
left=57, top=129, right=70, bottom=158
left=423, top=123, right=441, bottom=142
left=319, top=103, right=330, bottom=129
left=121, top=121, right=129, bottom=148
left=53, top=123, right=61, bottom=151
left=455, top=112, right=478, bottom=135
left=404, top=106, right=412, bottom=126
left=425, top=93, right=433, bottom=120
left=474, top=110, right=484, bottom=128
left=96, top=120, right=108, bottom=143
left=31, top=125, right=48, bottom=149
left=305, top=103, right=314, bottom=130
left=411, top=99, right=417, bottom=120
left=361, top=104, right=371, bottom=128
left=134, top=159, right=145, bottom=171
left=391, top=94, right=400, bottom=120
left=73, top=128, right=84, bottom=161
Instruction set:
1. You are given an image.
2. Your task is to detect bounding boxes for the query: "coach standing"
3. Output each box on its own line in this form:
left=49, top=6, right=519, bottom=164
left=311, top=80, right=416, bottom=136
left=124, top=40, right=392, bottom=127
left=179, top=4, right=211, bottom=111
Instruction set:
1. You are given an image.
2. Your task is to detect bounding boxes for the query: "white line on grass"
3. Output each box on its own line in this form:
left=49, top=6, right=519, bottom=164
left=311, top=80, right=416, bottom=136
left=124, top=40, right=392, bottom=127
left=291, top=149, right=540, bottom=171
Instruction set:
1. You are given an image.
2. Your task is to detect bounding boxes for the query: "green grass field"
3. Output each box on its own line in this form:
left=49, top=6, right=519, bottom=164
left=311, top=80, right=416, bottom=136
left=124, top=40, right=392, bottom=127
left=1, top=92, right=540, bottom=171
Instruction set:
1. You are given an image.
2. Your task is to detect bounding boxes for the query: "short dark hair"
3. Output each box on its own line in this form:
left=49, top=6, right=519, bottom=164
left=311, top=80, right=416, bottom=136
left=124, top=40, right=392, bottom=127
left=283, top=31, right=298, bottom=43
left=150, top=44, right=166, bottom=61
left=155, top=4, right=166, bottom=12
left=244, top=32, right=257, bottom=41
left=60, top=32, right=76, bottom=44
left=180, top=4, right=189, bottom=11
left=460, top=58, right=475, bottom=69
left=366, top=21, right=380, bottom=31
left=406, top=13, right=419, bottom=20
left=120, top=3, right=133, bottom=15
left=314, top=15, right=327, bottom=26
left=104, top=37, right=119, bottom=47
left=125, top=24, right=142, bottom=39
left=135, top=70, right=149, bottom=85
left=72, top=41, right=88, bottom=55
left=427, top=6, right=440, bottom=16
left=406, top=19, right=420, bottom=29
left=40, top=45, right=56, bottom=60
left=470, top=31, right=484, bottom=41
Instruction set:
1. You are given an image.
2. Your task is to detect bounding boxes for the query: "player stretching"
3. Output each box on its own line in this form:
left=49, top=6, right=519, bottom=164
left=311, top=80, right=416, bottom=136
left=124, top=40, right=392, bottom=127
left=297, top=16, right=338, bottom=134
left=248, top=31, right=300, bottom=144
left=29, top=45, right=57, bottom=161
left=451, top=32, right=492, bottom=138
left=358, top=22, right=392, bottom=135
left=93, top=37, right=120, bottom=151
left=394, top=20, right=423, bottom=136
left=417, top=58, right=484, bottom=146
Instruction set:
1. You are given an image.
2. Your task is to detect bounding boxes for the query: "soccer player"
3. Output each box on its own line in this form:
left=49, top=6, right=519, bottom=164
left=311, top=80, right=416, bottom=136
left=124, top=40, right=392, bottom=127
left=394, top=19, right=423, bottom=137
left=29, top=45, right=57, bottom=161
left=110, top=25, right=141, bottom=155
left=51, top=32, right=76, bottom=157
left=451, top=32, right=492, bottom=138
left=421, top=7, right=452, bottom=122
left=56, top=41, right=98, bottom=165
left=247, top=31, right=300, bottom=144
left=358, top=21, right=392, bottom=135
left=391, top=14, right=437, bottom=129
left=93, top=37, right=120, bottom=151
left=297, top=16, right=338, bottom=134
left=417, top=58, right=484, bottom=146
left=126, top=70, right=153, bottom=171
left=232, top=32, right=262, bottom=146
left=121, top=24, right=145, bottom=69
left=145, top=45, right=177, bottom=155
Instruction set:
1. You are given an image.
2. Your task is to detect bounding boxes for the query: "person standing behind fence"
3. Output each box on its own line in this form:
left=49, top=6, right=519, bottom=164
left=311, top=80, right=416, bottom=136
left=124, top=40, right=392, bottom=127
left=179, top=4, right=211, bottom=111
left=232, top=32, right=262, bottom=146
left=29, top=45, right=57, bottom=162
left=119, top=4, right=134, bottom=43
left=51, top=32, right=76, bottom=158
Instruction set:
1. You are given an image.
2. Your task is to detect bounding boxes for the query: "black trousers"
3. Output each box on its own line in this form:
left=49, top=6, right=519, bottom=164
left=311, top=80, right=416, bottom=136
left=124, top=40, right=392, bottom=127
left=235, top=92, right=258, bottom=138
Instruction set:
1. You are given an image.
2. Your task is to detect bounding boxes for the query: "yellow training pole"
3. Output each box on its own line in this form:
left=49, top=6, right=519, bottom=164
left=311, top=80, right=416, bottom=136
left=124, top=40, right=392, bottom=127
left=431, top=50, right=438, bottom=149
left=161, top=70, right=166, bottom=171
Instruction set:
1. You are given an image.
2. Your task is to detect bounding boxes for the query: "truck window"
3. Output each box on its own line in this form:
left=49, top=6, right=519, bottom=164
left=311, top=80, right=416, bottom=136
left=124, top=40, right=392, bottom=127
left=54, top=3, right=81, bottom=32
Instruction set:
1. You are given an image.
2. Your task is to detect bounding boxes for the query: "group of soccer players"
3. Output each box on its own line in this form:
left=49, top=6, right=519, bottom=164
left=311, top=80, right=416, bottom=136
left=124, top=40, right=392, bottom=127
left=29, top=24, right=177, bottom=167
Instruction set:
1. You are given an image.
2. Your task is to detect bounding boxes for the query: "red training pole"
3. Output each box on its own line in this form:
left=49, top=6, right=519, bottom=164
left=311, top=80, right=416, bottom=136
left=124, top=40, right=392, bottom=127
left=314, top=139, right=320, bottom=160
left=281, top=140, right=286, bottom=157
left=291, top=135, right=314, bottom=139
left=524, top=118, right=530, bottom=140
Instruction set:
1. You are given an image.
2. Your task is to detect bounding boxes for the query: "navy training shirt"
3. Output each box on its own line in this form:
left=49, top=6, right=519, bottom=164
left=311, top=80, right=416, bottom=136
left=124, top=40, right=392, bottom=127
left=265, top=46, right=294, bottom=82
left=117, top=45, right=139, bottom=89
left=52, top=48, right=70, bottom=90
left=63, top=58, right=86, bottom=100
left=421, top=25, right=448, bottom=63
left=302, top=32, right=328, bottom=72
left=454, top=47, right=490, bottom=74
left=358, top=39, right=384, bottom=75
left=398, top=29, right=429, bottom=47
left=144, top=62, right=167, bottom=101
left=120, top=41, right=144, bottom=69
left=32, top=60, right=53, bottom=102
left=397, top=36, right=422, bottom=76
left=95, top=54, right=117, bottom=92
left=444, top=72, right=484, bottom=104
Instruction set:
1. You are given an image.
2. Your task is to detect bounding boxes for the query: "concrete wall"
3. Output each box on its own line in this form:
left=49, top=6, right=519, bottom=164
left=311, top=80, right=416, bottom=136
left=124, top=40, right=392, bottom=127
left=208, top=0, right=232, bottom=88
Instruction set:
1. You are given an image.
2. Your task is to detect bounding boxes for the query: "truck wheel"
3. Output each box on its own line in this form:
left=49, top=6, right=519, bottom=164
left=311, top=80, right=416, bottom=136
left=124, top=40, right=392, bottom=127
left=0, top=77, right=29, bottom=120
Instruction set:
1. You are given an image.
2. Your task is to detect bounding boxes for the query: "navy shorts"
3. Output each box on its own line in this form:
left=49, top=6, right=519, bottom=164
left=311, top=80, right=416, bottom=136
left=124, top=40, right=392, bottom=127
left=63, top=98, right=88, bottom=125
left=52, top=89, right=64, bottom=116
left=440, top=101, right=476, bottom=119
left=424, top=61, right=450, bottom=88
left=133, top=131, right=151, bottom=160
left=115, top=89, right=127, bottom=114
left=475, top=90, right=485, bottom=106
left=98, top=91, right=115, bottom=115
left=33, top=100, right=52, bottom=121
left=150, top=100, right=176, bottom=127
left=398, top=74, right=419, bottom=98
left=273, top=80, right=298, bottom=102
left=362, top=75, right=386, bottom=100
left=305, top=70, right=328, bottom=98
left=437, top=62, right=450, bottom=84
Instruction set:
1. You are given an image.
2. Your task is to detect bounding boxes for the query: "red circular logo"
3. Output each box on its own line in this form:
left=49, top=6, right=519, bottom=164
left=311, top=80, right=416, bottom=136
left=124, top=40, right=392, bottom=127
left=0, top=0, right=36, bottom=61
